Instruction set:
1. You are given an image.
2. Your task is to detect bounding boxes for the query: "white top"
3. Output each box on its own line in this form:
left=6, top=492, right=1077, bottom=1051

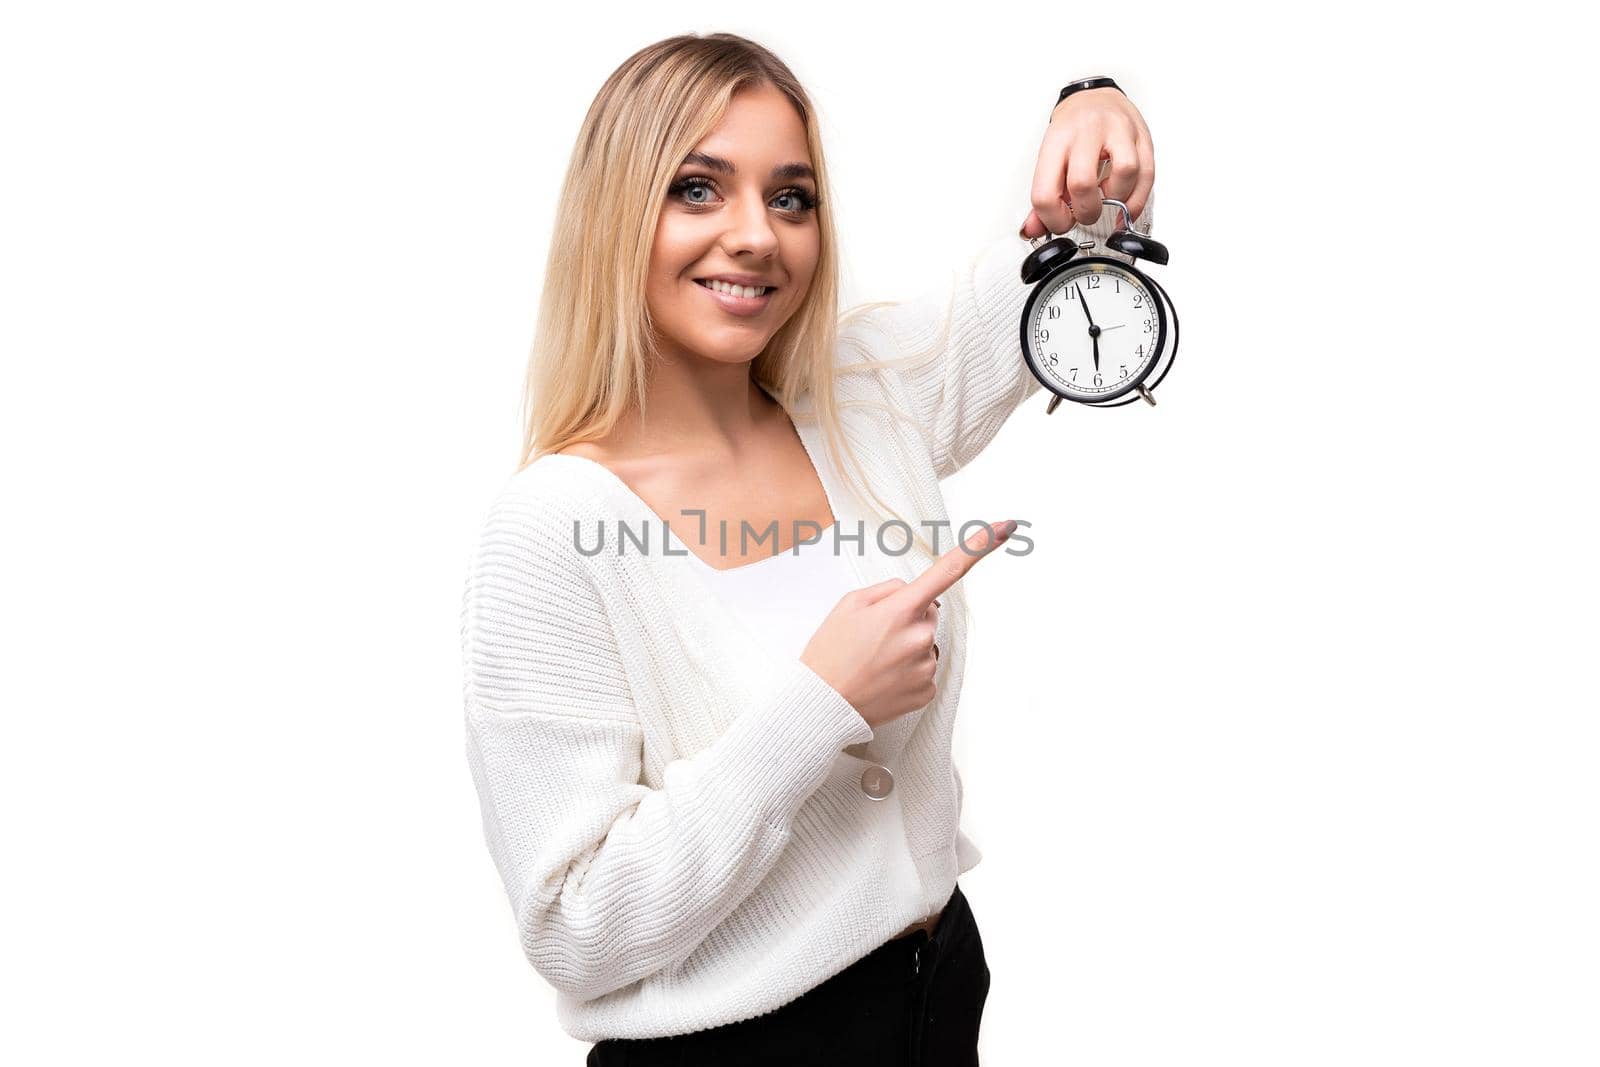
left=687, top=544, right=862, bottom=663
left=460, top=199, right=1153, bottom=1042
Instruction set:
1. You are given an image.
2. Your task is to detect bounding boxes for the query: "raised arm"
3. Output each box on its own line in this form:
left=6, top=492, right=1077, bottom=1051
left=460, top=486, right=872, bottom=1001
left=837, top=79, right=1157, bottom=480
left=838, top=191, right=1155, bottom=480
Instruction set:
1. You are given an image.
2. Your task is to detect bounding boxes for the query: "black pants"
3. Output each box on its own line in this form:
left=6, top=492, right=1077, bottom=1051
left=586, top=882, right=991, bottom=1066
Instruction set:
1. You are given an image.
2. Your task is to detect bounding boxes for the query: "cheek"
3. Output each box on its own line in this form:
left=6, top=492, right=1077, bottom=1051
left=645, top=226, right=699, bottom=313
left=649, top=208, right=701, bottom=271
left=783, top=230, right=821, bottom=296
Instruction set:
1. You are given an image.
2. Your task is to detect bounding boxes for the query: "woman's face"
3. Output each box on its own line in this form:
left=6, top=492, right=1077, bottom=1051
left=646, top=84, right=821, bottom=368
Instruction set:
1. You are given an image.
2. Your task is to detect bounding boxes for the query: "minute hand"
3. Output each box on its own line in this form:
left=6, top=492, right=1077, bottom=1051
left=1073, top=282, right=1096, bottom=327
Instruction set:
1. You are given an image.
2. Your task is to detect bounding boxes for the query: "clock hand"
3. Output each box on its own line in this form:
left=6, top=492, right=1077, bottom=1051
left=1074, top=282, right=1103, bottom=373
left=1073, top=282, right=1097, bottom=327
left=1099, top=323, right=1126, bottom=332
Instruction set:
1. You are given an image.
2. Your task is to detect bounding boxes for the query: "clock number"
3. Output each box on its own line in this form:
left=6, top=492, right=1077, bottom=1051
left=1047, top=305, right=1061, bottom=319
left=1132, top=293, right=1143, bottom=308
left=1143, top=318, right=1153, bottom=333
left=1069, top=368, right=1077, bottom=381
left=1093, top=372, right=1103, bottom=386
left=1085, top=275, right=1101, bottom=289
left=1038, top=328, right=1050, bottom=343
left=1120, top=365, right=1128, bottom=379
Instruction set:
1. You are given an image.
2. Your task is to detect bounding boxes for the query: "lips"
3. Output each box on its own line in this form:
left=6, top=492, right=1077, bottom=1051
left=693, top=278, right=775, bottom=317
left=694, top=278, right=776, bottom=295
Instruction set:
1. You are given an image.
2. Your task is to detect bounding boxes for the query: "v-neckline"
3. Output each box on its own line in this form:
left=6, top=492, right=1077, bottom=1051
left=538, top=388, right=945, bottom=762
left=543, top=383, right=871, bottom=589
left=543, top=388, right=883, bottom=699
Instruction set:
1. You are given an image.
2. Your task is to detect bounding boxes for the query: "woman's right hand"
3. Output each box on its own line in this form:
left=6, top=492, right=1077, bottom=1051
left=800, top=519, right=1017, bottom=729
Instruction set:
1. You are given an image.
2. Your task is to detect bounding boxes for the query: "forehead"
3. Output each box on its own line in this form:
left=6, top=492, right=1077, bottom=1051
left=688, top=85, right=811, bottom=167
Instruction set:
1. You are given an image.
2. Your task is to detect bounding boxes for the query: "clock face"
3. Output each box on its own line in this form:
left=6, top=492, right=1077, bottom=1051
left=1023, top=260, right=1163, bottom=401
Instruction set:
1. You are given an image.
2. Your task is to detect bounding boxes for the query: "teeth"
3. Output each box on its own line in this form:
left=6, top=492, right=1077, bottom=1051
left=699, top=279, right=770, bottom=298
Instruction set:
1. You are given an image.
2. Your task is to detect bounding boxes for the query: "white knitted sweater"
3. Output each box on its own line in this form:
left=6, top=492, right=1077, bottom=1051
left=461, top=201, right=1152, bottom=1041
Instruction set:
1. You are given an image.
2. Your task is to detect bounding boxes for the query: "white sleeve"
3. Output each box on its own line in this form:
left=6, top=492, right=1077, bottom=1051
left=460, top=491, right=873, bottom=1001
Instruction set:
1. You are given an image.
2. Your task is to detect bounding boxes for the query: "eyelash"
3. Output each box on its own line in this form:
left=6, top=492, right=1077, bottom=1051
left=668, top=176, right=820, bottom=216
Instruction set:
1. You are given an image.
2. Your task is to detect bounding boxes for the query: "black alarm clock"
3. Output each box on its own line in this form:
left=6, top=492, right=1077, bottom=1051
left=1018, top=198, right=1179, bottom=413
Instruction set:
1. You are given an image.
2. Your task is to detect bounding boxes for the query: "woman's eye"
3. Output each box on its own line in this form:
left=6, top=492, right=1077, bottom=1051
left=669, top=178, right=817, bottom=216
left=773, top=190, right=817, bottom=214
left=668, top=178, right=716, bottom=206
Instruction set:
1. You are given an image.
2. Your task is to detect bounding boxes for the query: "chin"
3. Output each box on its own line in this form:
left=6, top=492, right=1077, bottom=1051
left=669, top=319, right=771, bottom=356
left=693, top=338, right=768, bottom=365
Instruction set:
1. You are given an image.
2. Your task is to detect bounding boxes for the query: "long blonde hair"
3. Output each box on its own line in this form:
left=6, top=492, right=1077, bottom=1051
left=519, top=32, right=941, bottom=560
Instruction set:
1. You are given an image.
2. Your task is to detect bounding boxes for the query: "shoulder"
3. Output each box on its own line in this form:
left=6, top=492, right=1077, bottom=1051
left=461, top=460, right=632, bottom=717
left=485, top=453, right=601, bottom=524
left=468, top=455, right=603, bottom=588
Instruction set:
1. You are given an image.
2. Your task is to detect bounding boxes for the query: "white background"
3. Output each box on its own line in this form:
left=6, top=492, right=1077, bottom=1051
left=3, top=1, right=1596, bottom=1063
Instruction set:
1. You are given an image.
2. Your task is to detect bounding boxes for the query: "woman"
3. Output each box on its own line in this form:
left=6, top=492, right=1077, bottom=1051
left=461, top=32, right=1156, bottom=1064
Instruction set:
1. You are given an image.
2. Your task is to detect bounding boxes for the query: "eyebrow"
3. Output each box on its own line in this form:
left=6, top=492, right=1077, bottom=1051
left=679, top=151, right=815, bottom=183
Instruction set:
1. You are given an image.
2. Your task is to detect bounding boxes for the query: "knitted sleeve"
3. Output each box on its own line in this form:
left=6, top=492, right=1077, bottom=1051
left=838, top=190, right=1155, bottom=480
left=460, top=487, right=874, bottom=1002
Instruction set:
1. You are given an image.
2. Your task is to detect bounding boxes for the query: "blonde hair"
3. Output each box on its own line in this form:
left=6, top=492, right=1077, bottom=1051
left=518, top=32, right=943, bottom=560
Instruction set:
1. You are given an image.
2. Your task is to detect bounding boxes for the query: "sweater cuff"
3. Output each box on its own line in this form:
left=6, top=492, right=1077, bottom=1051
left=973, top=229, right=1035, bottom=301
left=971, top=231, right=1046, bottom=405
left=714, top=657, right=874, bottom=830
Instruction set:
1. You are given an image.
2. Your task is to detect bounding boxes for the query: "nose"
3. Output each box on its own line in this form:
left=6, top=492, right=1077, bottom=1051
left=718, top=187, right=780, bottom=261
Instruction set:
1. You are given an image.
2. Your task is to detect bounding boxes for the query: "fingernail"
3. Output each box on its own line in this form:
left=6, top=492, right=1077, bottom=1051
left=997, top=519, right=1018, bottom=542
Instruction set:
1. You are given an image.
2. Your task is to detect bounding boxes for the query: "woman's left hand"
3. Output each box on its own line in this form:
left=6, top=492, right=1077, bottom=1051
left=1020, top=85, right=1155, bottom=239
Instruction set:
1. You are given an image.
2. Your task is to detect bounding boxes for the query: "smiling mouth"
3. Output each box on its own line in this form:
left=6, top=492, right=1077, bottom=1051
left=694, top=278, right=777, bottom=298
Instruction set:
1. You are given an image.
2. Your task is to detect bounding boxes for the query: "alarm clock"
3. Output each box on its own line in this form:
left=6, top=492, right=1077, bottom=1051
left=1018, top=197, right=1180, bottom=413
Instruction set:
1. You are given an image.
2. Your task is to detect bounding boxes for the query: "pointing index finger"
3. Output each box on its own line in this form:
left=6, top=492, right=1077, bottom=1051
left=891, top=521, right=1016, bottom=612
